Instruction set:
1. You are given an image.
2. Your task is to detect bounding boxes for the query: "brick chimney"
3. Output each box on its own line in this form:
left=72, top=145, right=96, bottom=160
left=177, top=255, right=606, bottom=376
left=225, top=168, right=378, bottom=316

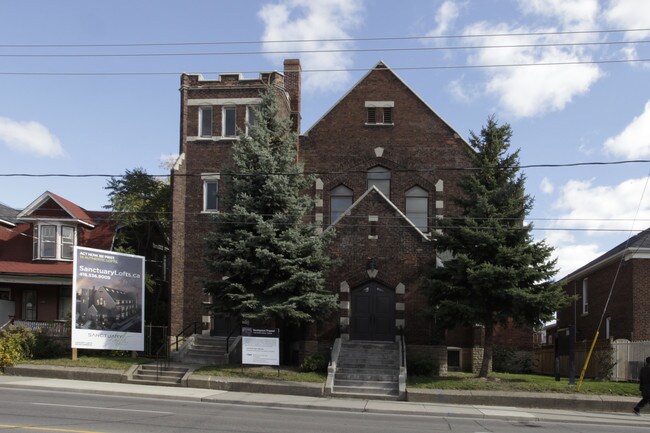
left=283, top=59, right=301, bottom=134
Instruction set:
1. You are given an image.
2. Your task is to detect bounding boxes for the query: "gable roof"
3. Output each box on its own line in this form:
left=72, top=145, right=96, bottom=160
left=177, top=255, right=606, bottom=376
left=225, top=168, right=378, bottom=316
left=326, top=185, right=430, bottom=241
left=0, top=202, right=19, bottom=227
left=562, top=227, right=650, bottom=282
left=17, top=191, right=96, bottom=227
left=303, top=61, right=471, bottom=149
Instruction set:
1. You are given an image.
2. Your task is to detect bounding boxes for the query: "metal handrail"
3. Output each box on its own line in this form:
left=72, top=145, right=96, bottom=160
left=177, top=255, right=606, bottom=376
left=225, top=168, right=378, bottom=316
left=174, top=321, right=201, bottom=351
left=399, top=326, right=406, bottom=367
left=226, top=320, right=241, bottom=354
left=154, top=339, right=170, bottom=377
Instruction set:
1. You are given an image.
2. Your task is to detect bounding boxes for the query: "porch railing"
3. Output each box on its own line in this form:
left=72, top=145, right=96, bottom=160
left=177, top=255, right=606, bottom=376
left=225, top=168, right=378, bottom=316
left=9, top=319, right=70, bottom=337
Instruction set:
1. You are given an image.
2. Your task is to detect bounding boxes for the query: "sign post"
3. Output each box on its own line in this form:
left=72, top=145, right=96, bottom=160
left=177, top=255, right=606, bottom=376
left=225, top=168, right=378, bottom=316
left=71, top=247, right=145, bottom=352
left=241, top=327, right=280, bottom=375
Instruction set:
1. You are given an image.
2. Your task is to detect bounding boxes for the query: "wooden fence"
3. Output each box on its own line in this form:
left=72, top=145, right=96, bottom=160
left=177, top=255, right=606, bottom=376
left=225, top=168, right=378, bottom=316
left=535, top=339, right=650, bottom=381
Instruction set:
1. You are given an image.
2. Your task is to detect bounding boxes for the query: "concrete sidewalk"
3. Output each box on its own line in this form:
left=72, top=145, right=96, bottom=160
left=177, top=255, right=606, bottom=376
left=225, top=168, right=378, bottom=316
left=1, top=374, right=648, bottom=428
left=3, top=364, right=648, bottom=427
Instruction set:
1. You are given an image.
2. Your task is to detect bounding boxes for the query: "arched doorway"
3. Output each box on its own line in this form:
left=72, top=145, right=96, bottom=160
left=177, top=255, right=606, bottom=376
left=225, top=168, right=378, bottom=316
left=350, top=282, right=395, bottom=341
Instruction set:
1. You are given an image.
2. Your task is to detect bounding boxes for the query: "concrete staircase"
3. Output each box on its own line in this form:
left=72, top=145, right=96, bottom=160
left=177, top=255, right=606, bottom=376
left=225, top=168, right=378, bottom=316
left=329, top=340, right=402, bottom=400
left=128, top=364, right=189, bottom=386
left=177, top=335, right=230, bottom=365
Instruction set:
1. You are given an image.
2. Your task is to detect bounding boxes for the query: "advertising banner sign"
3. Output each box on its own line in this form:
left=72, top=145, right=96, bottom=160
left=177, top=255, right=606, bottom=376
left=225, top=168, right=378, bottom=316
left=71, top=246, right=145, bottom=351
left=241, top=327, right=280, bottom=366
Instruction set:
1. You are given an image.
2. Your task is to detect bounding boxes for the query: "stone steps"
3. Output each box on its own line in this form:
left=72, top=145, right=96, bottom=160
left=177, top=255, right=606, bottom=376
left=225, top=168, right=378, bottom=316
left=129, top=364, right=188, bottom=386
left=331, top=341, right=401, bottom=400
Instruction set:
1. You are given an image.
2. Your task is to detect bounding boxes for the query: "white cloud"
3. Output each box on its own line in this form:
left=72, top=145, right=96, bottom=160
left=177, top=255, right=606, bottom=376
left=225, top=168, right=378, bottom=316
left=159, top=153, right=179, bottom=170
left=603, top=100, right=650, bottom=158
left=0, top=117, right=63, bottom=157
left=553, top=177, right=650, bottom=233
left=517, top=0, right=599, bottom=28
left=540, top=177, right=554, bottom=194
left=427, top=0, right=461, bottom=37
left=541, top=175, right=650, bottom=277
left=604, top=0, right=650, bottom=40
left=462, top=21, right=602, bottom=118
left=258, top=0, right=363, bottom=93
left=447, top=77, right=477, bottom=103
left=552, top=242, right=602, bottom=279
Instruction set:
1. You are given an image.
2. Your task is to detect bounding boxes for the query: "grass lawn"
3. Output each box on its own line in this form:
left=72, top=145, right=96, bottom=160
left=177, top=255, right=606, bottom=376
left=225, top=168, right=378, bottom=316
left=13, top=356, right=640, bottom=397
left=194, top=364, right=327, bottom=383
left=22, top=355, right=152, bottom=371
left=409, top=372, right=639, bottom=396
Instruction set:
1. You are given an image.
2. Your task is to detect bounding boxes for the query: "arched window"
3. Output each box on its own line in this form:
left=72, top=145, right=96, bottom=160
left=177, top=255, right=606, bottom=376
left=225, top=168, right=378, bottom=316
left=405, top=186, right=428, bottom=231
left=367, top=166, right=391, bottom=198
left=330, top=185, right=353, bottom=223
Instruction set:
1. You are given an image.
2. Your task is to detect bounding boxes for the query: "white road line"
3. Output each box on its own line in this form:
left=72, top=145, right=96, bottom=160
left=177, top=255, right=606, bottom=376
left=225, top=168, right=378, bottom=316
left=32, top=402, right=173, bottom=415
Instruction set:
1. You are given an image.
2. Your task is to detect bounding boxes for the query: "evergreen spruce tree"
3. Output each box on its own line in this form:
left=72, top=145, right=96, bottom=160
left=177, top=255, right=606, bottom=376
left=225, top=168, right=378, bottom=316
left=421, top=116, right=567, bottom=378
left=203, top=86, right=337, bottom=328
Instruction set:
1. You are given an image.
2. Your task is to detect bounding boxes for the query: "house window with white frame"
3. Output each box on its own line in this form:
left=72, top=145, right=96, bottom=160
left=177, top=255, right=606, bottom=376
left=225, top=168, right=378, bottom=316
left=406, top=186, right=428, bottom=231
left=246, top=105, right=258, bottom=135
left=582, top=278, right=588, bottom=315
left=199, top=106, right=213, bottom=137
left=33, top=223, right=76, bottom=261
left=223, top=106, right=237, bottom=137
left=330, top=185, right=353, bottom=223
left=202, top=174, right=220, bottom=212
left=367, top=166, right=391, bottom=198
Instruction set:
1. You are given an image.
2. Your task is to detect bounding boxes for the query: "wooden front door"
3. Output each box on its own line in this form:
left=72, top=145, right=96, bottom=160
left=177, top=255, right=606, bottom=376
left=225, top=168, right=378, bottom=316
left=350, top=282, right=395, bottom=341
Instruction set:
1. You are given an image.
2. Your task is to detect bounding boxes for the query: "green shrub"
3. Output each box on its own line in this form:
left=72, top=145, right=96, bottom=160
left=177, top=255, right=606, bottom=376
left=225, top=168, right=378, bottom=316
left=492, top=347, right=535, bottom=374
left=32, top=333, right=70, bottom=359
left=0, top=326, right=36, bottom=369
left=408, top=355, right=439, bottom=377
left=300, top=353, right=328, bottom=373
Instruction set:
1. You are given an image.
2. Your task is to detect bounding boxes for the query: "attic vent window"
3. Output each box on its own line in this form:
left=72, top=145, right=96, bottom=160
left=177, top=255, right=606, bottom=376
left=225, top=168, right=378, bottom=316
left=365, top=101, right=394, bottom=125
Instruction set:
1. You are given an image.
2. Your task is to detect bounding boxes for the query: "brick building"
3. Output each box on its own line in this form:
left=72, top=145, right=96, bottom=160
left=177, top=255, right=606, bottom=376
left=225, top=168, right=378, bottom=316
left=170, top=60, right=531, bottom=368
left=557, top=228, right=650, bottom=342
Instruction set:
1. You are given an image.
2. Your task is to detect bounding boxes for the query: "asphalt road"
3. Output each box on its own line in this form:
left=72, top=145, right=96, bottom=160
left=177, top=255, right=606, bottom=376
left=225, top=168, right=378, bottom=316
left=0, top=387, right=648, bottom=433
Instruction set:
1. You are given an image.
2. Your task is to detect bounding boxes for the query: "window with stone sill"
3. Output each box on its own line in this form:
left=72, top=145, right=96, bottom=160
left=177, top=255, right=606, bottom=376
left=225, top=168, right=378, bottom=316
left=223, top=106, right=237, bottom=137
left=366, top=107, right=393, bottom=125
left=202, top=174, right=220, bottom=212
left=199, top=106, right=213, bottom=137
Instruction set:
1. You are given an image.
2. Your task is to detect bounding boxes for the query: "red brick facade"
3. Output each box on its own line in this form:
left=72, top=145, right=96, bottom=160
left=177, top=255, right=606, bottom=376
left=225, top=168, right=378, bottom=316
left=170, top=60, right=532, bottom=361
left=557, top=230, right=650, bottom=342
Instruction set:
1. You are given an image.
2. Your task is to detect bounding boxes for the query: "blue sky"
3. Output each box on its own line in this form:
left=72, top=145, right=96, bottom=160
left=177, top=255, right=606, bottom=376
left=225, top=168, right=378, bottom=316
left=1, top=0, right=649, bottom=278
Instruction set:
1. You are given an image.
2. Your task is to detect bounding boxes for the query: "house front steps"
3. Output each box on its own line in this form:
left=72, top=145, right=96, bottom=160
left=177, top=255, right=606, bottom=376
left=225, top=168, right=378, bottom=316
left=327, top=340, right=403, bottom=400
left=173, top=334, right=235, bottom=365
left=126, top=364, right=189, bottom=386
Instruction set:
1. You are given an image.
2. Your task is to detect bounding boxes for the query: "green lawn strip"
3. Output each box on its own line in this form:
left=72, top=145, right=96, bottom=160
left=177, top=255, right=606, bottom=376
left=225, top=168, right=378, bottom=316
left=22, top=356, right=151, bottom=371
left=408, top=372, right=638, bottom=396
left=194, top=365, right=326, bottom=383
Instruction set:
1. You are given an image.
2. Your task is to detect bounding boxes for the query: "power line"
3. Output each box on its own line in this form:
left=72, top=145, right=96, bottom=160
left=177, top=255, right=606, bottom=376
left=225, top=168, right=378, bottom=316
left=1, top=58, right=647, bottom=76
left=1, top=39, right=648, bottom=58
left=2, top=27, right=649, bottom=48
left=1, top=159, right=649, bottom=178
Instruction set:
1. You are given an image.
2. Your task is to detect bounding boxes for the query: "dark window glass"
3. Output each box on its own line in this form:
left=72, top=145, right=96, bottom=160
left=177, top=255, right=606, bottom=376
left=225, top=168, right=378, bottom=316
left=224, top=107, right=236, bottom=137
left=330, top=185, right=353, bottom=223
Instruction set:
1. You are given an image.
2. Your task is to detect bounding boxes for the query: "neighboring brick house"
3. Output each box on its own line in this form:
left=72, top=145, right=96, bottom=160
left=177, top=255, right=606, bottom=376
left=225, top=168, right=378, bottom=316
left=557, top=228, right=650, bottom=342
left=0, top=192, right=116, bottom=324
left=170, top=60, right=532, bottom=367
